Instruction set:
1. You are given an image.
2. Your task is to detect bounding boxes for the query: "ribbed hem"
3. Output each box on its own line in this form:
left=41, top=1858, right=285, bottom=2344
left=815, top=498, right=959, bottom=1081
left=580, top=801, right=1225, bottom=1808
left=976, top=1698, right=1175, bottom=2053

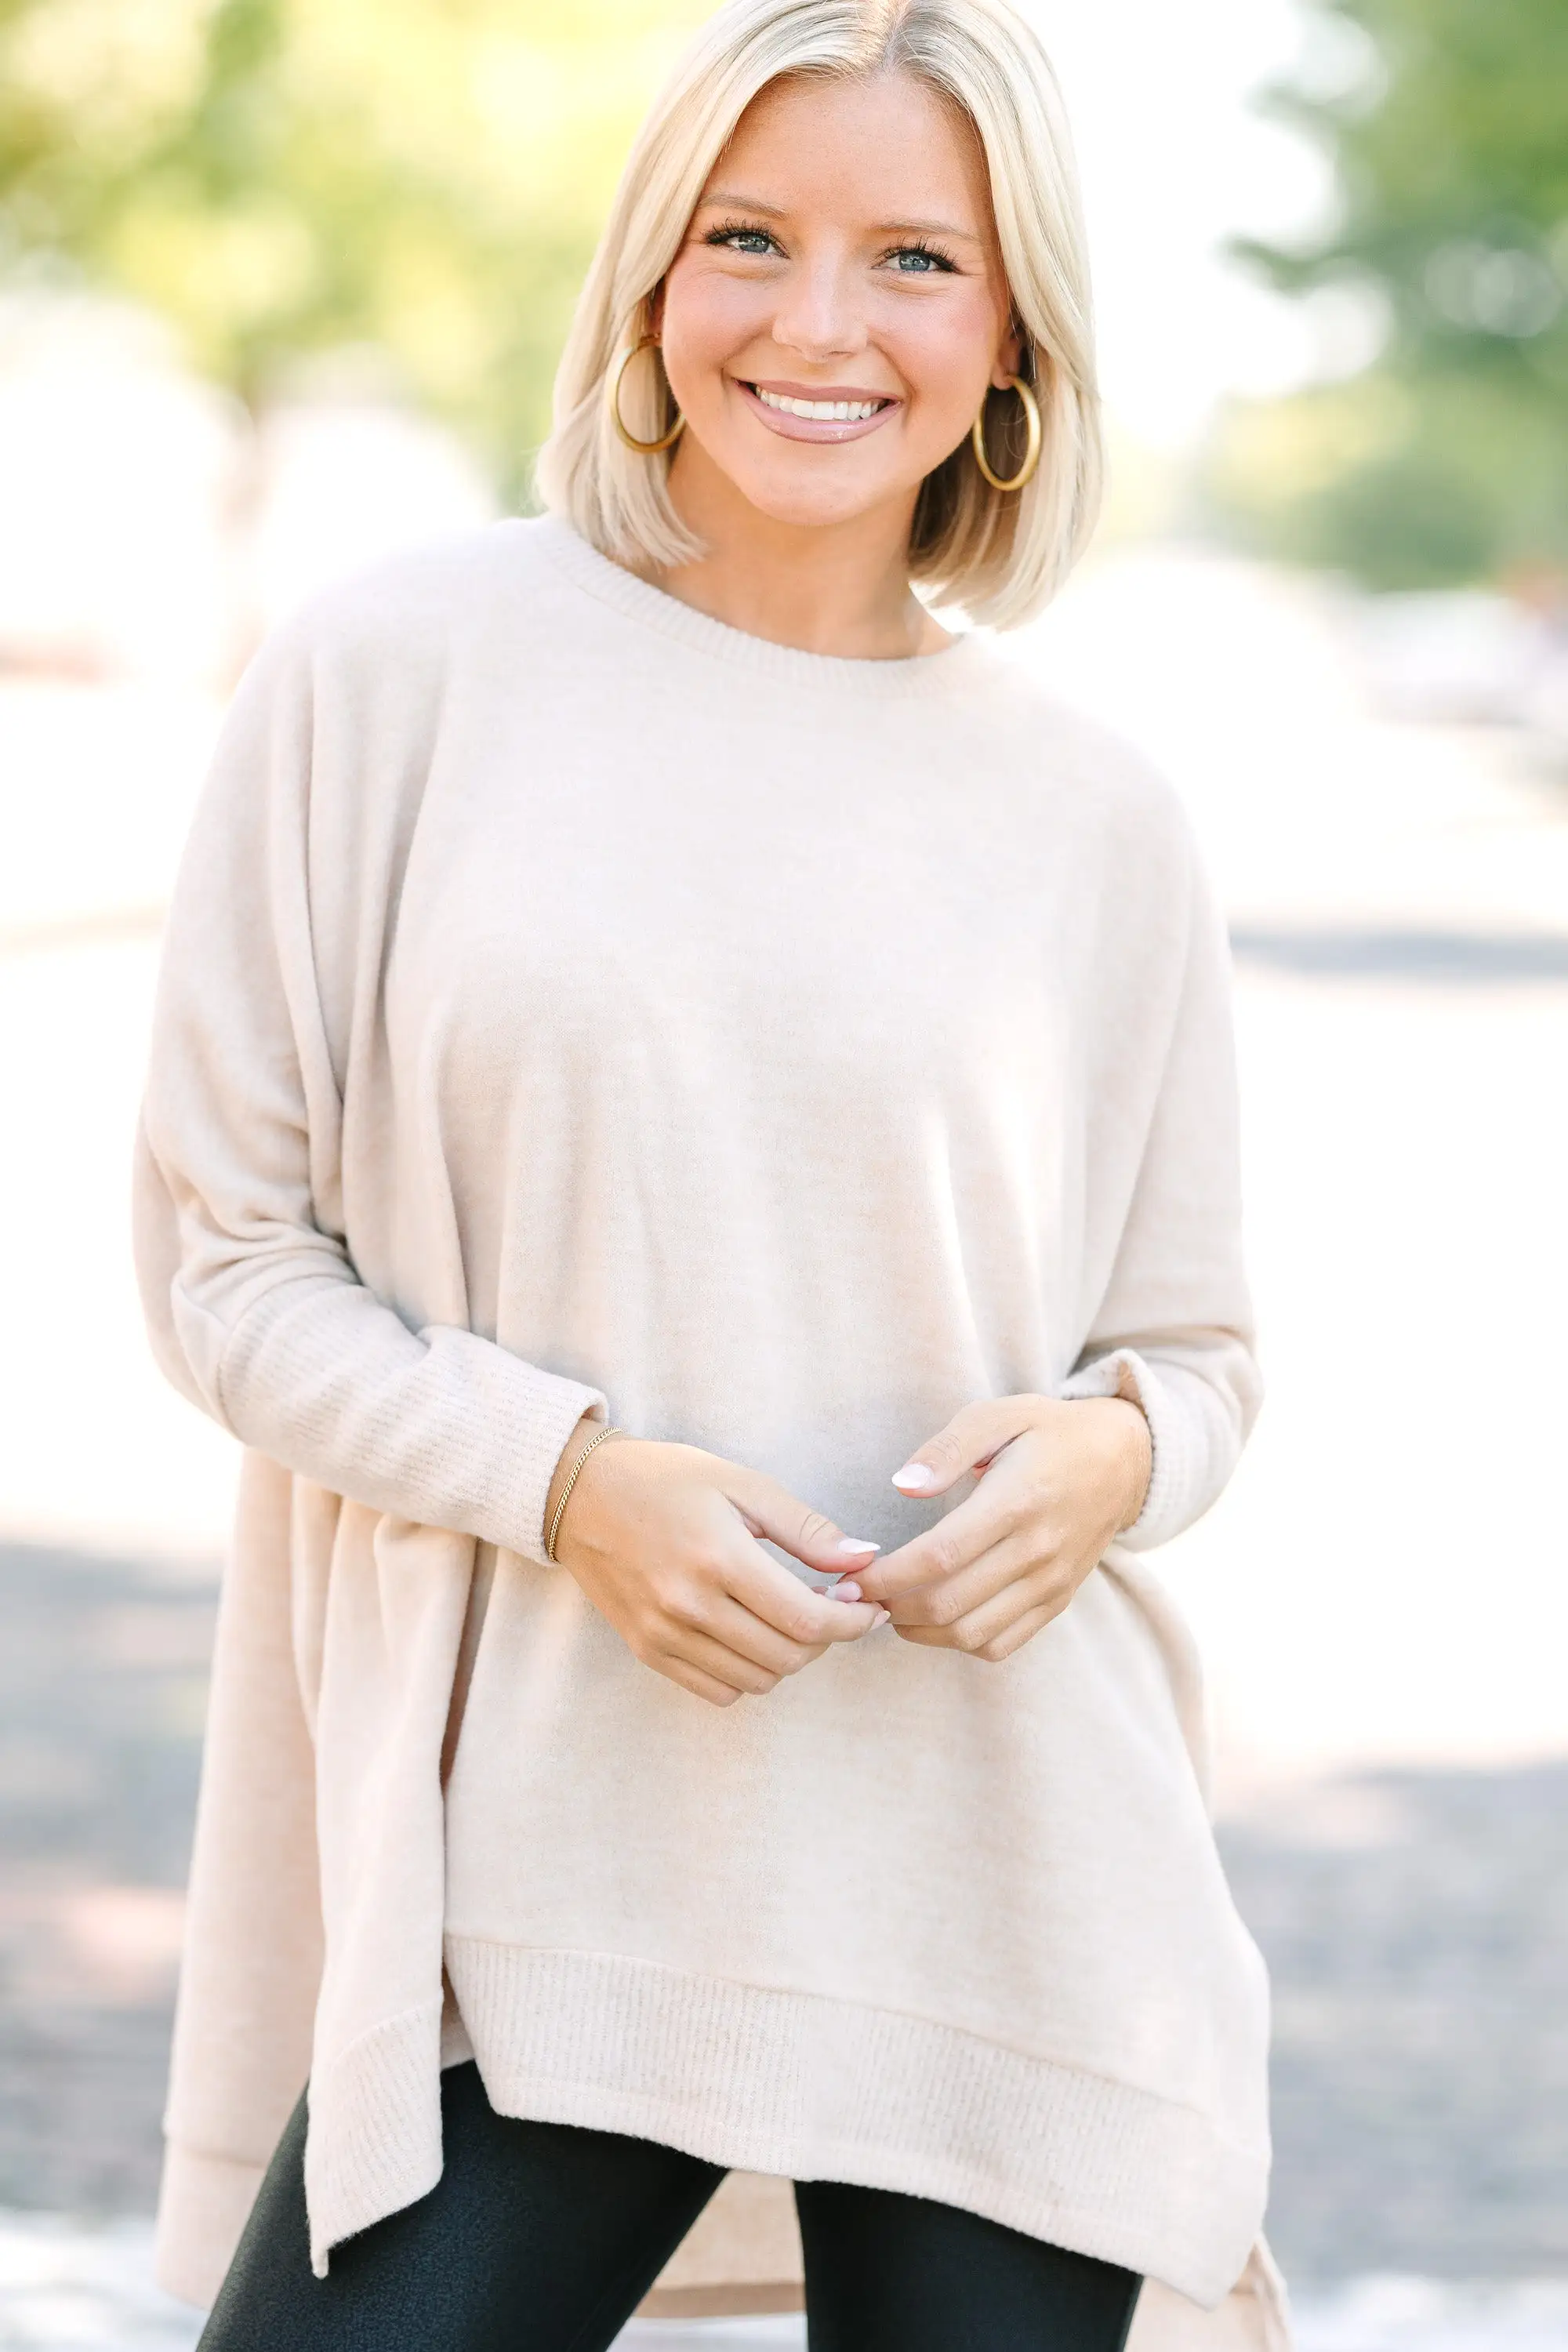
left=445, top=1940, right=1267, bottom=2308
left=305, top=1997, right=445, bottom=2276
left=528, top=514, right=993, bottom=695
left=154, top=2141, right=264, bottom=2309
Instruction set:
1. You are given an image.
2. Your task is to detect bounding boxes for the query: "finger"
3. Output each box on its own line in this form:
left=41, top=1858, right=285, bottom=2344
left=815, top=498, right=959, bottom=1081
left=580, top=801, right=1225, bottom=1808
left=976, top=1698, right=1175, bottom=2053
left=975, top=1600, right=1059, bottom=1661
left=695, top=1591, right=829, bottom=1679
left=720, top=1537, right=887, bottom=1646
left=889, top=1396, right=1040, bottom=1501
left=664, top=1624, right=787, bottom=1698
left=880, top=1532, right=1040, bottom=1628
left=933, top=1567, right=1061, bottom=1654
left=725, top=1468, right=882, bottom=1578
left=895, top=1598, right=1056, bottom=1661
left=855, top=1483, right=1022, bottom=1604
left=657, top=1653, right=747, bottom=1708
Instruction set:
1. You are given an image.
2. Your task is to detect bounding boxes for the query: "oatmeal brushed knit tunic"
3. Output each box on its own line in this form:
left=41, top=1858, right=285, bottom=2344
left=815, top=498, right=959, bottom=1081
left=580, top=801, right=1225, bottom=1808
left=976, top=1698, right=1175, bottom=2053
left=133, top=514, right=1279, bottom=2338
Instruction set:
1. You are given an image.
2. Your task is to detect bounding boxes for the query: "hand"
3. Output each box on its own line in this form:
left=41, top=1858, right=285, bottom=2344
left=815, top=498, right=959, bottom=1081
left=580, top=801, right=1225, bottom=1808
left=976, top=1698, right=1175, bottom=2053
left=546, top=1421, right=888, bottom=1707
left=852, top=1396, right=1152, bottom=1664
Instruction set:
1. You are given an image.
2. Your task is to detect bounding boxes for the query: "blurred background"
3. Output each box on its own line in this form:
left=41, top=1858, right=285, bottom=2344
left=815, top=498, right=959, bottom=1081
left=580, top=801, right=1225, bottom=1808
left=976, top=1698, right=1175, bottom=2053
left=1, top=0, right=1566, bottom=2345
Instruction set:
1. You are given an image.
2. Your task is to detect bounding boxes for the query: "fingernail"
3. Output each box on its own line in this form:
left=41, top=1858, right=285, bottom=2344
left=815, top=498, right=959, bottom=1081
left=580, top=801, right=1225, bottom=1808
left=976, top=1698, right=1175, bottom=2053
left=892, top=1462, right=936, bottom=1491
left=830, top=1581, right=862, bottom=1602
left=873, top=1608, right=891, bottom=1627
left=835, top=1537, right=880, bottom=1555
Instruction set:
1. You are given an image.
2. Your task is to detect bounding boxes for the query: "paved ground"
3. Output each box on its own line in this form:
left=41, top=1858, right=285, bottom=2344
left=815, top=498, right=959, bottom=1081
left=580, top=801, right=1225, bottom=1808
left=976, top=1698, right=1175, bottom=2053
left=0, top=1545, right=207, bottom=2223
left=1225, top=1766, right=1568, bottom=2281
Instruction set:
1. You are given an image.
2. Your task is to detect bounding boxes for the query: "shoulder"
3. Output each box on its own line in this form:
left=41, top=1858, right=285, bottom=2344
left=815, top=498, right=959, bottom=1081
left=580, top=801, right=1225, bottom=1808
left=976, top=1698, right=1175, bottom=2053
left=963, top=635, right=1203, bottom=887
left=248, top=517, right=564, bottom=695
left=195, top=522, right=574, bottom=848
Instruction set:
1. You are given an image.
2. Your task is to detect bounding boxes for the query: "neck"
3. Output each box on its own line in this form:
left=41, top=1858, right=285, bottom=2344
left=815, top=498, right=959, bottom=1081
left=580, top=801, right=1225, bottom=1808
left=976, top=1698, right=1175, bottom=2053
left=651, top=438, right=952, bottom=662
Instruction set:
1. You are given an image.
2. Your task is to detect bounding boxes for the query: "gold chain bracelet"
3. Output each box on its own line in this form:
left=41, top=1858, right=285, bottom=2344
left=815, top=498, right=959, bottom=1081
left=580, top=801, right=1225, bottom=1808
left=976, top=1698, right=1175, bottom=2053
left=545, top=1424, right=623, bottom=1563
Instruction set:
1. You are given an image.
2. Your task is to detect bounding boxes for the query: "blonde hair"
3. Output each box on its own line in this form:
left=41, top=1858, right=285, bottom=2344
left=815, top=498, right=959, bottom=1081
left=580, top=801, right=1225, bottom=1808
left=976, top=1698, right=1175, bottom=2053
left=534, top=0, right=1102, bottom=630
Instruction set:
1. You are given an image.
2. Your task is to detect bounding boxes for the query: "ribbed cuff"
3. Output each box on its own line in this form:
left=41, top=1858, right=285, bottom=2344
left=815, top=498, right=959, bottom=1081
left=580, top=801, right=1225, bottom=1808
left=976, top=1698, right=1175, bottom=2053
left=216, top=1275, right=607, bottom=1566
left=1060, top=1348, right=1193, bottom=1549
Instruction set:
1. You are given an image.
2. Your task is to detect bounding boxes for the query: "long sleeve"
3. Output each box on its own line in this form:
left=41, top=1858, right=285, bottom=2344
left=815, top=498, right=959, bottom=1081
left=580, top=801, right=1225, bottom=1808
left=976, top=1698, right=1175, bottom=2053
left=1062, top=835, right=1261, bottom=1550
left=132, top=612, right=604, bottom=1566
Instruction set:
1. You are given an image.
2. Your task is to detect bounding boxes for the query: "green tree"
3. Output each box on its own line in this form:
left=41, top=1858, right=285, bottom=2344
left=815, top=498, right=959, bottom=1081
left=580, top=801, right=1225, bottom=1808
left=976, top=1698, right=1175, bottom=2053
left=0, top=0, right=707, bottom=502
left=1210, top=0, right=1568, bottom=588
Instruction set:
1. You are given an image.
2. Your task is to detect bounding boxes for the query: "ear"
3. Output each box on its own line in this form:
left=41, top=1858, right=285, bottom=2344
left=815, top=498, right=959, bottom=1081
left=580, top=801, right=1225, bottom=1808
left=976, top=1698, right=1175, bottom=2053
left=647, top=281, right=667, bottom=339
left=992, top=314, right=1024, bottom=389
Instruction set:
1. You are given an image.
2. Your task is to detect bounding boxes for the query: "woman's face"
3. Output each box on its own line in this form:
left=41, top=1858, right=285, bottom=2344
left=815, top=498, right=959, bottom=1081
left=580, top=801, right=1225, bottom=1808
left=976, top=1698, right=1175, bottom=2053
left=658, top=69, right=1020, bottom=532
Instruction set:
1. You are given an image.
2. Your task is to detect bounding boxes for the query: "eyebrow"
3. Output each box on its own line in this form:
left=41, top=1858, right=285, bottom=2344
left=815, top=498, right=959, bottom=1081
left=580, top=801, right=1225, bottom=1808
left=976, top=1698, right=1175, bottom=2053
left=877, top=216, right=984, bottom=244
left=699, top=190, right=982, bottom=244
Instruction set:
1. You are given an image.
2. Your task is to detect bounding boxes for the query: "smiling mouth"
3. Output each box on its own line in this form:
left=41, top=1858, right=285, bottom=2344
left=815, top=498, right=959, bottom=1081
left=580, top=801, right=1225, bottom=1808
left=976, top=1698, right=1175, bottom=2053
left=748, top=385, right=895, bottom=422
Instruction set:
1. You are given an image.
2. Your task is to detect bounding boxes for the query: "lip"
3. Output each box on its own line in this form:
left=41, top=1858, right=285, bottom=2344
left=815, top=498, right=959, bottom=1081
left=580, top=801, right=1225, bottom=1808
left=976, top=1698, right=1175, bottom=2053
left=735, top=377, right=902, bottom=444
left=750, top=379, right=897, bottom=401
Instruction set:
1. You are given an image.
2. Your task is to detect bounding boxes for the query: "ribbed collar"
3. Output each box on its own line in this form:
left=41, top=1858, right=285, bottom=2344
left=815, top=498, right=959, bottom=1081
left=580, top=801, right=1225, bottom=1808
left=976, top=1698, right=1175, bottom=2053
left=527, top=510, right=993, bottom=698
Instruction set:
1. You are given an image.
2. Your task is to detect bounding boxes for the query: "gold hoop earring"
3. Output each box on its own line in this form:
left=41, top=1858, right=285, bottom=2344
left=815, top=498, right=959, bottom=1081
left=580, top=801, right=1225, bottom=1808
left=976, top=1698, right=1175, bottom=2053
left=608, top=336, right=685, bottom=454
left=970, top=374, right=1041, bottom=493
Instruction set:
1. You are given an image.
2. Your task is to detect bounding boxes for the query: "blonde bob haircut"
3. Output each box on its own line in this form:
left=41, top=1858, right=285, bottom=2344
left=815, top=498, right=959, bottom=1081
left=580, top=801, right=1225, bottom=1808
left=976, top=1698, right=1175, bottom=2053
left=535, top=0, right=1102, bottom=630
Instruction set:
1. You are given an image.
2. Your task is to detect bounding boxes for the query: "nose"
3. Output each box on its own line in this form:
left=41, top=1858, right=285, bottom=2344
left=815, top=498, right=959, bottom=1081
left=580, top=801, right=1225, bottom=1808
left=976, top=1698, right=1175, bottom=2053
left=770, top=249, right=868, bottom=365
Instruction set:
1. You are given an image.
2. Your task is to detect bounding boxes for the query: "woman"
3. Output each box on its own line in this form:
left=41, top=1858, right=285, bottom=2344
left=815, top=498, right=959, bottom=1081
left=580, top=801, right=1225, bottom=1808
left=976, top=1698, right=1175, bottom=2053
left=134, top=1, right=1285, bottom=2345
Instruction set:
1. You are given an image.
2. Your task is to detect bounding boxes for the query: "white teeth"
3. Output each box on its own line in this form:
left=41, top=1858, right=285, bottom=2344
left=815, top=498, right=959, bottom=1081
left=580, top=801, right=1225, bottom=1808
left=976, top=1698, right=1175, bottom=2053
left=754, top=387, right=884, bottom=421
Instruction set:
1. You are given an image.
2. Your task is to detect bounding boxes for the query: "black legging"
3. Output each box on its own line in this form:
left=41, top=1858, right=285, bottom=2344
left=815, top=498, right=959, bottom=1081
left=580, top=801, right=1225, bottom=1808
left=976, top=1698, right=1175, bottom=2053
left=199, top=2062, right=1142, bottom=2351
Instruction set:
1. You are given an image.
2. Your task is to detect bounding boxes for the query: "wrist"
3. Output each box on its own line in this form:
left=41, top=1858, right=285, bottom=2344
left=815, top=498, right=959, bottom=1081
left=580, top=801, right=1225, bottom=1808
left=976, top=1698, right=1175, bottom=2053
left=543, top=1417, right=626, bottom=1561
left=1105, top=1396, right=1152, bottom=1530
left=1055, top=1394, right=1150, bottom=1534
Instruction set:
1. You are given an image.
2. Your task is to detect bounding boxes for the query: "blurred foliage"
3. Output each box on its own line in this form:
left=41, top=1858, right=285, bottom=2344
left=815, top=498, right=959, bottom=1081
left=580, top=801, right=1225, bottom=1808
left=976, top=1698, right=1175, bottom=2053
left=0, top=0, right=708, bottom=500
left=1210, top=0, right=1568, bottom=589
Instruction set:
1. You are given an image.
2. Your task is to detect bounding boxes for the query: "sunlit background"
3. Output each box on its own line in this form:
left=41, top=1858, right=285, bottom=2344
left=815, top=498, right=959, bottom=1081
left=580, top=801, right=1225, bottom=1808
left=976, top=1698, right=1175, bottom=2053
left=2, top=1, right=1566, bottom=2346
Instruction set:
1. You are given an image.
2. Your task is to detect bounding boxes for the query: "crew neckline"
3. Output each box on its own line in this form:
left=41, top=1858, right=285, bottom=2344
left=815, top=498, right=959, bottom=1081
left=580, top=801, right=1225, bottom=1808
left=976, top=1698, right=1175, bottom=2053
left=525, top=511, right=991, bottom=695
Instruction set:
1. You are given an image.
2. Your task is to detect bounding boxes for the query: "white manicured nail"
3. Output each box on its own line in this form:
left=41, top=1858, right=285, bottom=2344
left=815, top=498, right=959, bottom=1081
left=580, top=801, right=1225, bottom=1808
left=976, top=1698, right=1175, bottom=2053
left=831, top=1581, right=862, bottom=1602
left=836, top=1537, right=880, bottom=1555
left=873, top=1608, right=891, bottom=1627
left=892, top=1462, right=936, bottom=1490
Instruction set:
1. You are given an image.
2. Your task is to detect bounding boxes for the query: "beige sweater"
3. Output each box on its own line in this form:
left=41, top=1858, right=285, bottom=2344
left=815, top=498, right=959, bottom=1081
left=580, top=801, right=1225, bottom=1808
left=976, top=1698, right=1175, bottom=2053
left=134, top=515, right=1283, bottom=2341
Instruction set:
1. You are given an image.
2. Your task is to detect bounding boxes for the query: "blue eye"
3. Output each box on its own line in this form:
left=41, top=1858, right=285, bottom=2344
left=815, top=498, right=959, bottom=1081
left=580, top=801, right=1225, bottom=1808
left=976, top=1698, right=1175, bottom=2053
left=888, top=244, right=956, bottom=274
left=707, top=223, right=776, bottom=256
